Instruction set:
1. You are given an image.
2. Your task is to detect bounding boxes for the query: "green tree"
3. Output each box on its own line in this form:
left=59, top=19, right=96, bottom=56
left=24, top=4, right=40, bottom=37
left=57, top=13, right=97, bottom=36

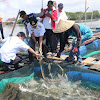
left=87, top=12, right=92, bottom=19
left=66, top=12, right=78, bottom=20
left=17, top=18, right=23, bottom=24
left=65, top=10, right=100, bottom=20
left=93, top=10, right=100, bottom=19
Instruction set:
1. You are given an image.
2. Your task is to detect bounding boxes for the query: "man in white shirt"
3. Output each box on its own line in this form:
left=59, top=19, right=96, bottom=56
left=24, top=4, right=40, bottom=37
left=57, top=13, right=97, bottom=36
left=0, top=32, right=40, bottom=69
left=41, top=1, right=58, bottom=57
left=56, top=3, right=68, bottom=57
left=27, top=17, right=45, bottom=55
left=55, top=3, right=68, bottom=27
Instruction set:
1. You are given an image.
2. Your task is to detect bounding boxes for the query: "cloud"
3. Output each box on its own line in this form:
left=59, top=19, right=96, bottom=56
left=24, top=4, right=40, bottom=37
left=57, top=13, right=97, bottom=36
left=25, top=0, right=32, bottom=5
left=9, top=1, right=19, bottom=9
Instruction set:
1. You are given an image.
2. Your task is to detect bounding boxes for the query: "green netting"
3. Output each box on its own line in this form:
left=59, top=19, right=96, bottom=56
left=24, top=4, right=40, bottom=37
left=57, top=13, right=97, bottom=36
left=0, top=72, right=35, bottom=94
left=83, top=50, right=100, bottom=58
left=79, top=82, right=100, bottom=91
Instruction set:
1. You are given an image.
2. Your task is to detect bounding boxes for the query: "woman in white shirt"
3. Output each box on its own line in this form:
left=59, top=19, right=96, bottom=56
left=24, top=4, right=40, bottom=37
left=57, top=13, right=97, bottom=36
left=56, top=3, right=68, bottom=57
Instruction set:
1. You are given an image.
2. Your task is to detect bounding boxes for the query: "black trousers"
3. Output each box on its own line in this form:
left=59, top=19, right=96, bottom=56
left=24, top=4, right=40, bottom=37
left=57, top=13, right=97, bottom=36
left=0, top=23, right=4, bottom=39
left=43, top=29, right=57, bottom=54
left=56, top=32, right=65, bottom=53
left=4, top=56, right=22, bottom=69
left=28, top=37, right=39, bottom=61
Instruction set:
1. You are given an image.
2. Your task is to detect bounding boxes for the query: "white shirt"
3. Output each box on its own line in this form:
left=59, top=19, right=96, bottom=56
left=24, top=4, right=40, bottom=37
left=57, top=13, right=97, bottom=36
left=27, top=21, right=45, bottom=37
left=43, top=10, right=52, bottom=29
left=0, top=37, right=29, bottom=63
left=55, top=10, right=68, bottom=27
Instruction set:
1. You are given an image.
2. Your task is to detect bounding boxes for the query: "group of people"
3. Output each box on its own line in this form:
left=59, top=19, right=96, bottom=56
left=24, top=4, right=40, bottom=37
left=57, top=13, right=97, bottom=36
left=0, top=0, right=93, bottom=69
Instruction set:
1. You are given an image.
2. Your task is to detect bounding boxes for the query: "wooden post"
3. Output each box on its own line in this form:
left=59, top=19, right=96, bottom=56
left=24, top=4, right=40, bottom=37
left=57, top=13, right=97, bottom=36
left=85, top=0, right=87, bottom=25
left=91, top=9, right=93, bottom=28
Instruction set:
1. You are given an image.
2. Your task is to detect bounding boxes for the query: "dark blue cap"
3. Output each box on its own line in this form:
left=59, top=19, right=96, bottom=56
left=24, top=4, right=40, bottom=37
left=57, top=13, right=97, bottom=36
left=20, top=11, right=26, bottom=17
left=58, top=3, right=63, bottom=8
left=30, top=17, right=37, bottom=26
left=47, top=1, right=53, bottom=6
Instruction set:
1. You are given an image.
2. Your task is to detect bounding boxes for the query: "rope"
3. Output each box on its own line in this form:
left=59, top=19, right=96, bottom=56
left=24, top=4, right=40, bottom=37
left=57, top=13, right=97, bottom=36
left=39, top=55, right=64, bottom=82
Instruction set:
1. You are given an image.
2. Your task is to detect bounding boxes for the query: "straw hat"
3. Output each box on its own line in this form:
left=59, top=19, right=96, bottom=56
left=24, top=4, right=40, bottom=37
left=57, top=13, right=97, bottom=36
left=54, top=19, right=75, bottom=33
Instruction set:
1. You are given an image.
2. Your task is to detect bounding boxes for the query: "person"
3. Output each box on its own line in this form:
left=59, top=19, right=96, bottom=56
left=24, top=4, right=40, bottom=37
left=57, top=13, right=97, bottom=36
left=0, top=32, right=40, bottom=69
left=55, top=3, right=68, bottom=27
left=19, top=10, right=43, bottom=61
left=0, top=16, right=4, bottom=39
left=19, top=10, right=44, bottom=39
left=64, top=23, right=93, bottom=63
left=54, top=20, right=93, bottom=63
left=55, top=3, right=68, bottom=57
left=27, top=17, right=45, bottom=54
left=41, top=0, right=58, bottom=56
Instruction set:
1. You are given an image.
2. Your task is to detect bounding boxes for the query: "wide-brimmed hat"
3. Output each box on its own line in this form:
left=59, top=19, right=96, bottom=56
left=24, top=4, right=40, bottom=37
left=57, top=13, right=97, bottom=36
left=54, top=19, right=75, bottom=33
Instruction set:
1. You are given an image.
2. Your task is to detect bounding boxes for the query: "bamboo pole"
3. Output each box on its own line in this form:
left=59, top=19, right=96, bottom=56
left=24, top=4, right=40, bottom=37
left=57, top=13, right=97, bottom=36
left=77, top=7, right=89, bottom=21
left=9, top=10, right=20, bottom=36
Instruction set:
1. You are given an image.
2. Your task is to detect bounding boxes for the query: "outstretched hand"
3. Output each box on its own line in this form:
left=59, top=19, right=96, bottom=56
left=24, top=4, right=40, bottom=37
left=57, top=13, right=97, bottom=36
left=41, top=8, right=44, bottom=13
left=9, top=34, right=12, bottom=37
left=36, top=54, right=41, bottom=59
left=39, top=47, right=42, bottom=53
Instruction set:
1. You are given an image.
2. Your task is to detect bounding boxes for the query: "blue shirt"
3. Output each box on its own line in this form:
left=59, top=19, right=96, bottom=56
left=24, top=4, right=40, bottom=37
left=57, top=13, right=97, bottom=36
left=69, top=23, right=93, bottom=39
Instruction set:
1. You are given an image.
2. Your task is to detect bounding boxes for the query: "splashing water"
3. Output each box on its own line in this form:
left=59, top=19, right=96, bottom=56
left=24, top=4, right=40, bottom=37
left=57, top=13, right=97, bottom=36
left=18, top=73, right=100, bottom=100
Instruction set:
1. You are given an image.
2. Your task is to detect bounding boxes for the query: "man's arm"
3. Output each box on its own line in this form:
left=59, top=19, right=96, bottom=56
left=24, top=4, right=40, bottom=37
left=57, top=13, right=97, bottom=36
left=31, top=34, right=39, bottom=47
left=24, top=24, right=29, bottom=38
left=28, top=47, right=40, bottom=59
left=39, top=36, right=43, bottom=52
left=22, top=20, right=29, bottom=38
left=33, top=9, right=44, bottom=17
left=72, top=24, right=81, bottom=48
left=45, top=10, right=58, bottom=21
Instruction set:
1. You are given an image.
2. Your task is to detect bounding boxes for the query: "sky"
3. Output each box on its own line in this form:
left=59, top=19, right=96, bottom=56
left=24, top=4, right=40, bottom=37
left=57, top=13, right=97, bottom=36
left=0, top=0, right=99, bottom=21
